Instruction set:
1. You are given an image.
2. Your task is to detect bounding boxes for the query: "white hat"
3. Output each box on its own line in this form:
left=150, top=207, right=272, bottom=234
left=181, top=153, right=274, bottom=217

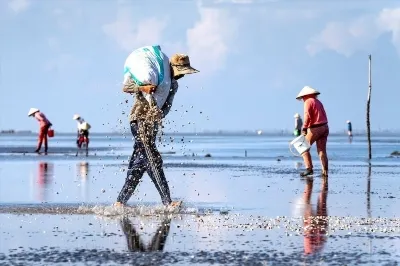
left=28, top=108, right=39, bottom=116
left=294, top=113, right=300, bottom=118
left=296, top=86, right=320, bottom=100
left=73, top=114, right=81, bottom=120
left=347, top=120, right=351, bottom=123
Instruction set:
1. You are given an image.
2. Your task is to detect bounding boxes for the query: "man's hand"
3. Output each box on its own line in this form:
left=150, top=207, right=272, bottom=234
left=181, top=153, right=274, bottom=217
left=140, top=85, right=157, bottom=94
left=302, top=128, right=307, bottom=136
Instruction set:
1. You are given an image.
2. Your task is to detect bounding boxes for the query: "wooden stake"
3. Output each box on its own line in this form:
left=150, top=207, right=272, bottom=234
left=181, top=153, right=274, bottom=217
left=367, top=55, right=372, bottom=160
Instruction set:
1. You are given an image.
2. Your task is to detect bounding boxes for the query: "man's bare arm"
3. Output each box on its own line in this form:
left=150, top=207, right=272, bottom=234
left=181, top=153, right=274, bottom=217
left=122, top=78, right=156, bottom=94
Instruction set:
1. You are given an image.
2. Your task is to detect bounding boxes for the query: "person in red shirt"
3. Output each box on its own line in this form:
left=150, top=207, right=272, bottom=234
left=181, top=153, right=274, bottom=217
left=296, top=86, right=329, bottom=177
left=28, top=108, right=53, bottom=153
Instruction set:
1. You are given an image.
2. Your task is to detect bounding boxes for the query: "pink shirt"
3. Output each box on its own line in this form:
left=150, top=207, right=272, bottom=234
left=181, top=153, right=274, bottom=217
left=303, top=98, right=328, bottom=128
left=34, top=112, right=51, bottom=128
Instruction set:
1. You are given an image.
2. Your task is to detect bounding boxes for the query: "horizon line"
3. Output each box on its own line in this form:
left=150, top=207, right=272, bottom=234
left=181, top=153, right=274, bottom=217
left=1, top=129, right=400, bottom=135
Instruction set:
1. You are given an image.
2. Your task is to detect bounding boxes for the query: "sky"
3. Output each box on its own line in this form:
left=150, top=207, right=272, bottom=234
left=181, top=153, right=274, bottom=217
left=1, top=0, right=400, bottom=133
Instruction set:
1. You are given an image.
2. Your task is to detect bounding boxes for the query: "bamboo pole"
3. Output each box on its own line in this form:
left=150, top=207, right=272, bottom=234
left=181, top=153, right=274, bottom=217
left=367, top=55, right=372, bottom=160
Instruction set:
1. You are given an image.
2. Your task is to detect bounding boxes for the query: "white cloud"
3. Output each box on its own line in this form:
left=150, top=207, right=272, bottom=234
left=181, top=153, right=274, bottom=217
left=186, top=7, right=237, bottom=73
left=103, top=4, right=237, bottom=75
left=307, top=8, right=400, bottom=56
left=8, top=0, right=30, bottom=13
left=102, top=8, right=167, bottom=52
left=377, top=8, right=400, bottom=49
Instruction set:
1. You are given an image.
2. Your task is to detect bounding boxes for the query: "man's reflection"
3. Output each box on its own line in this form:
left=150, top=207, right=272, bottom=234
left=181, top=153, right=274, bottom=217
left=77, top=162, right=89, bottom=201
left=303, top=177, right=328, bottom=255
left=37, top=162, right=54, bottom=201
left=120, top=217, right=171, bottom=252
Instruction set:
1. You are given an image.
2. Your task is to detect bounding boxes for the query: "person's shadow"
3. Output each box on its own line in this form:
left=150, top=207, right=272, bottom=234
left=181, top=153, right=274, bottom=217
left=303, top=177, right=329, bottom=255
left=120, top=217, right=171, bottom=252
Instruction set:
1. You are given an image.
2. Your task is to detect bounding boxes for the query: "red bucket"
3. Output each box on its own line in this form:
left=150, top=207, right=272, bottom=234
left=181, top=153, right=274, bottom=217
left=48, top=129, right=55, bottom=138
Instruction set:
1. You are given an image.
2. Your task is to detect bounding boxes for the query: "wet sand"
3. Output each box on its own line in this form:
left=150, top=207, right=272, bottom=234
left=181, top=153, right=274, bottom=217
left=1, top=158, right=400, bottom=265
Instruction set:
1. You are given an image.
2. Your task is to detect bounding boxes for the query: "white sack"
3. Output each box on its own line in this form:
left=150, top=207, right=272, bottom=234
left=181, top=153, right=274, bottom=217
left=123, top=45, right=171, bottom=109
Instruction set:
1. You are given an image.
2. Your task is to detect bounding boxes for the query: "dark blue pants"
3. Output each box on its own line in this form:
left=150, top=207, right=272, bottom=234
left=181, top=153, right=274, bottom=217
left=117, top=121, right=171, bottom=205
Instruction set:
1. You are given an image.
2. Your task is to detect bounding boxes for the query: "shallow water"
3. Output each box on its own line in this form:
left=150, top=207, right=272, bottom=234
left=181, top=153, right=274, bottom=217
left=1, top=133, right=399, bottom=161
left=0, top=134, right=399, bottom=265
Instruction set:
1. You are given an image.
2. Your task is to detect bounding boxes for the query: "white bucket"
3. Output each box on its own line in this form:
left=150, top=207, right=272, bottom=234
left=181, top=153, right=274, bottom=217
left=289, top=135, right=311, bottom=156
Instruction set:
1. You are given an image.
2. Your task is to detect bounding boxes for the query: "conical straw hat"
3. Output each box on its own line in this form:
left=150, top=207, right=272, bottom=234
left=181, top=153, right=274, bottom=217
left=28, top=108, right=39, bottom=116
left=296, top=86, right=320, bottom=100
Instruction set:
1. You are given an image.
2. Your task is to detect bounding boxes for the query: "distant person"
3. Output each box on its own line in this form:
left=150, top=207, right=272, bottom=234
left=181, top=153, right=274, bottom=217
left=28, top=108, right=52, bottom=153
left=347, top=120, right=353, bottom=137
left=114, top=51, right=199, bottom=208
left=73, top=114, right=91, bottom=156
left=296, top=86, right=329, bottom=177
left=294, top=113, right=303, bottom=136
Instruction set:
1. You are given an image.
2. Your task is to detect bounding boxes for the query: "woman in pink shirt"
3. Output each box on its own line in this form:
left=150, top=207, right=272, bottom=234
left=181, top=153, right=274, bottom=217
left=28, top=108, right=52, bottom=153
left=296, top=86, right=329, bottom=177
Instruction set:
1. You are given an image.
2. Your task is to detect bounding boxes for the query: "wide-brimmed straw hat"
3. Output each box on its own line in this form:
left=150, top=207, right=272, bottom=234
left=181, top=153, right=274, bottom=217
left=346, top=120, right=351, bottom=123
left=28, top=108, right=39, bottom=116
left=170, top=54, right=199, bottom=77
left=73, top=114, right=81, bottom=120
left=294, top=113, right=300, bottom=118
left=296, top=86, right=320, bottom=100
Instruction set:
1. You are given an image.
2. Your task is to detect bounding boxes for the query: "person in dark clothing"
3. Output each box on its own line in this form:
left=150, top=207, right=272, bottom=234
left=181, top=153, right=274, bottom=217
left=347, top=120, right=353, bottom=137
left=114, top=53, right=199, bottom=208
left=117, top=121, right=172, bottom=205
left=120, top=217, right=171, bottom=252
left=294, top=113, right=303, bottom=136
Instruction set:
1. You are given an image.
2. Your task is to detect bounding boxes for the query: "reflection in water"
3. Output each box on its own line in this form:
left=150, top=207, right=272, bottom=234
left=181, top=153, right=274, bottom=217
left=367, top=164, right=372, bottom=253
left=367, top=164, right=371, bottom=218
left=348, top=135, right=353, bottom=144
left=120, top=217, right=171, bottom=252
left=294, top=162, right=302, bottom=170
left=303, top=177, right=328, bottom=255
left=77, top=162, right=90, bottom=201
left=36, top=162, right=54, bottom=202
